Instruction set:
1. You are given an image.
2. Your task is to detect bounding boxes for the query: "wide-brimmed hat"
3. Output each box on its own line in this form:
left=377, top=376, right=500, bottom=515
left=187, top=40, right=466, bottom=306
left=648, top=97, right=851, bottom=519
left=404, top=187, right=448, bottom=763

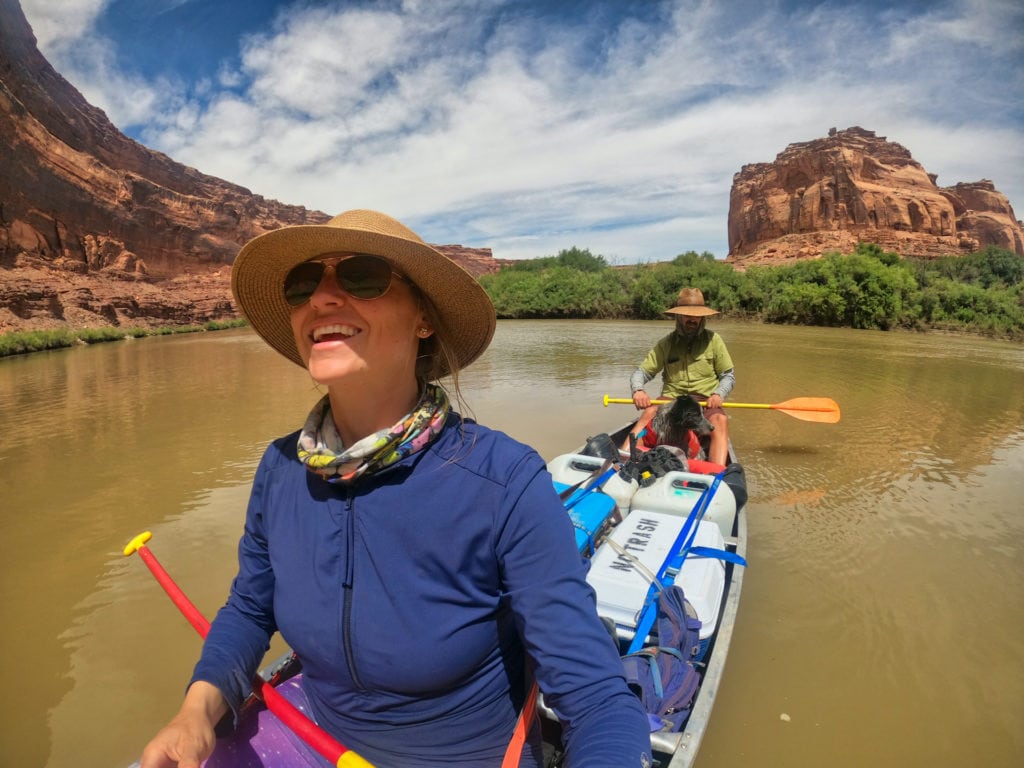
left=664, top=287, right=719, bottom=317
left=231, top=209, right=496, bottom=377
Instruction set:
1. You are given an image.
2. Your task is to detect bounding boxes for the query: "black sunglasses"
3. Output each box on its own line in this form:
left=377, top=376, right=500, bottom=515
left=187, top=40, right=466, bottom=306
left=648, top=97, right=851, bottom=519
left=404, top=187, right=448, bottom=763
left=283, top=254, right=405, bottom=306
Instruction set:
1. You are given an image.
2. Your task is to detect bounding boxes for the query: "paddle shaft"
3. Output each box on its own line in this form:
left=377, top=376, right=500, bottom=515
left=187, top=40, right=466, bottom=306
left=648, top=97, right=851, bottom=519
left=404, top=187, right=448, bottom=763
left=602, top=394, right=841, bottom=423
left=604, top=396, right=831, bottom=411
left=502, top=680, right=539, bottom=768
left=124, top=533, right=372, bottom=768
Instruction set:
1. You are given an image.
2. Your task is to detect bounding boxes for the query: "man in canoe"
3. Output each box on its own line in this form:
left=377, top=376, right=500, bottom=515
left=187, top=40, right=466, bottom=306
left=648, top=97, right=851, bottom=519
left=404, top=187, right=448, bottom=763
left=137, top=210, right=651, bottom=768
left=628, top=287, right=735, bottom=467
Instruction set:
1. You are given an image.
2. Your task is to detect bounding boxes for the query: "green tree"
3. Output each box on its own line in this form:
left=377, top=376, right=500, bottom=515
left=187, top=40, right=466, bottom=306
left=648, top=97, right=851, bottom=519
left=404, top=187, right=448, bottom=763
left=555, top=247, right=607, bottom=272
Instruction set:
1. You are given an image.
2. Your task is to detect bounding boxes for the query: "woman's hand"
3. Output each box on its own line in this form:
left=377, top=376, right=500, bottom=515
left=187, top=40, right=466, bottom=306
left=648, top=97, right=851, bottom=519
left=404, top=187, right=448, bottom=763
left=705, top=393, right=723, bottom=409
left=139, top=682, right=226, bottom=768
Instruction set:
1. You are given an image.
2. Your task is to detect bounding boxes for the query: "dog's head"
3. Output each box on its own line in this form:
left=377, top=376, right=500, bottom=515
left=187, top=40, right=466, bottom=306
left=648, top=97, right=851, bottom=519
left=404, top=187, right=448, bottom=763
left=650, top=397, right=713, bottom=447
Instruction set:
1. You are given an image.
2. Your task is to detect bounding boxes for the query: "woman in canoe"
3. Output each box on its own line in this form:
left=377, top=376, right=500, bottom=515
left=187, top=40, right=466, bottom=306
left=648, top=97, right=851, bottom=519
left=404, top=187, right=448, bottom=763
left=137, top=210, right=651, bottom=768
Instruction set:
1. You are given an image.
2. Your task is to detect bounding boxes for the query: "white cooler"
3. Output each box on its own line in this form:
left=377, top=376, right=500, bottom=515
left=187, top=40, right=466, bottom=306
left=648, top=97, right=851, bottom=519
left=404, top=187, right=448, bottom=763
left=586, top=509, right=725, bottom=657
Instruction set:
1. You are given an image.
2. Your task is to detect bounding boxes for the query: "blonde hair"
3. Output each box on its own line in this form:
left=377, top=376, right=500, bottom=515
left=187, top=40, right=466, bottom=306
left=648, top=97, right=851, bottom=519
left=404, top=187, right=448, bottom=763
left=415, top=293, right=470, bottom=414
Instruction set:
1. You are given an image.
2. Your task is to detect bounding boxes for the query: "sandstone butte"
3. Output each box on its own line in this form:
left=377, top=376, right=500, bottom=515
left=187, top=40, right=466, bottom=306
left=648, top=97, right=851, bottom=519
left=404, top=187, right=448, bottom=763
left=2, top=0, right=1022, bottom=337
left=726, top=126, right=1024, bottom=268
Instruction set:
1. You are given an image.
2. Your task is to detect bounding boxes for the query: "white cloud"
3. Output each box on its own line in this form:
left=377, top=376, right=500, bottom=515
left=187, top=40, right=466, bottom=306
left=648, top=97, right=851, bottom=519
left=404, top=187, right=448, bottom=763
left=18, top=0, right=106, bottom=50
left=18, top=0, right=1024, bottom=260
left=241, top=8, right=407, bottom=116
left=21, top=0, right=177, bottom=127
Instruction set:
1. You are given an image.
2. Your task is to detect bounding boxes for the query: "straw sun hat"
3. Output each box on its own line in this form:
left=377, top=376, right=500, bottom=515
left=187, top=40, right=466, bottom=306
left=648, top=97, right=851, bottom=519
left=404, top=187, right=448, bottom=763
left=663, top=287, right=719, bottom=317
left=231, top=209, right=496, bottom=377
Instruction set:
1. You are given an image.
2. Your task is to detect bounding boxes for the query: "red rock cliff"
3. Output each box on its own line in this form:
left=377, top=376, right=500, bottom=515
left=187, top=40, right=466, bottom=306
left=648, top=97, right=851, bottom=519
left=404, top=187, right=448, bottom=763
left=0, top=0, right=497, bottom=334
left=727, top=126, right=1024, bottom=267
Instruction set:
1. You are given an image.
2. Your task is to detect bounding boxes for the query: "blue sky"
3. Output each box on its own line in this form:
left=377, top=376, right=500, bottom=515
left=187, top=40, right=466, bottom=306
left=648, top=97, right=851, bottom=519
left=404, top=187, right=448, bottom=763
left=19, top=0, right=1024, bottom=262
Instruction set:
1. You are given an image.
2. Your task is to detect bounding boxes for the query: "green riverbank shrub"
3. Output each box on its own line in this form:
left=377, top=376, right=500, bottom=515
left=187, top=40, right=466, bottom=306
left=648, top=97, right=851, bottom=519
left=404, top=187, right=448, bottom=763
left=480, top=242, right=1024, bottom=339
left=0, top=318, right=250, bottom=358
left=907, top=246, right=1024, bottom=335
left=482, top=262, right=629, bottom=318
left=0, top=329, right=78, bottom=356
left=748, top=246, right=921, bottom=330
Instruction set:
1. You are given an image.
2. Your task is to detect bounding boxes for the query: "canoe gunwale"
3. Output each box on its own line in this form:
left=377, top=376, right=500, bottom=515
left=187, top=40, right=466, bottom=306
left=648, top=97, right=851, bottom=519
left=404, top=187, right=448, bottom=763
left=662, top=495, right=746, bottom=767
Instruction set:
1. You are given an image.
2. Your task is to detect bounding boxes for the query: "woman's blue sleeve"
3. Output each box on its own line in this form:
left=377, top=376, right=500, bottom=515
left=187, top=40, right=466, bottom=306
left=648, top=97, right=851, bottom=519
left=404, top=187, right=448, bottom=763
left=495, top=453, right=652, bottom=768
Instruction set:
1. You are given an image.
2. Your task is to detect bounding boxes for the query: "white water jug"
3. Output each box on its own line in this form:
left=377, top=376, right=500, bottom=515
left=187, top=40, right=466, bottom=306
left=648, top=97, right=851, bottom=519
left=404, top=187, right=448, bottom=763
left=629, top=470, right=736, bottom=539
left=547, top=452, right=638, bottom=518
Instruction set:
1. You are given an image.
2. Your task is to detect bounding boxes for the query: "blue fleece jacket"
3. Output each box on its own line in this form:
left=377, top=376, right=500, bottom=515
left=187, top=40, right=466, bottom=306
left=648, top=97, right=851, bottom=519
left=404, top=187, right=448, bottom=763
left=192, top=414, right=651, bottom=767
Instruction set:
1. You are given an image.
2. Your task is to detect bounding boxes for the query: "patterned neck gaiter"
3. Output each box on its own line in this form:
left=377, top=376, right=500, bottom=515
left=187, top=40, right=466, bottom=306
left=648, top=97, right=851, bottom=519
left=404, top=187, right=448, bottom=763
left=296, top=383, right=450, bottom=483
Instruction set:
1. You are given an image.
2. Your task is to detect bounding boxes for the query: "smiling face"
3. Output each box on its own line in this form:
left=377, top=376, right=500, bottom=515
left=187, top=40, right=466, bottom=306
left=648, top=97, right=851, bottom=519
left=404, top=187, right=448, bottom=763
left=287, top=253, right=432, bottom=393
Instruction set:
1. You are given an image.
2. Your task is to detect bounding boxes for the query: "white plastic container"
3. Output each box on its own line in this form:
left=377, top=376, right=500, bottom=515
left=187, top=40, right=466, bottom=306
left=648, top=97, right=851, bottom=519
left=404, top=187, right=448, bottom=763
left=585, top=510, right=725, bottom=658
left=547, top=452, right=638, bottom=517
left=629, top=470, right=736, bottom=539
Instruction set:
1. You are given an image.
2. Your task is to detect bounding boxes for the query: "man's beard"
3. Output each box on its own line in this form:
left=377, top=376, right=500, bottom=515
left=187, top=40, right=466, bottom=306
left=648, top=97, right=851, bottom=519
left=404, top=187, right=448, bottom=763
left=675, top=319, right=704, bottom=339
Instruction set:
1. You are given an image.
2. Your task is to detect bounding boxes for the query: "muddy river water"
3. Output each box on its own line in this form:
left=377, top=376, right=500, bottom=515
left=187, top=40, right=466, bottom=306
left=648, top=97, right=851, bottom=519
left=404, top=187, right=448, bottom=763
left=1, top=319, right=1021, bottom=767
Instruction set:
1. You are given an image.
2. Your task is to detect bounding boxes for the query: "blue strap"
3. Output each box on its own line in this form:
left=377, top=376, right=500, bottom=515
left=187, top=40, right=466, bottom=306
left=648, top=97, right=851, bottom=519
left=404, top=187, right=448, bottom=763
left=688, top=545, right=748, bottom=567
left=647, top=652, right=664, bottom=698
left=627, top=473, right=724, bottom=654
left=630, top=647, right=685, bottom=703
left=563, top=465, right=618, bottom=511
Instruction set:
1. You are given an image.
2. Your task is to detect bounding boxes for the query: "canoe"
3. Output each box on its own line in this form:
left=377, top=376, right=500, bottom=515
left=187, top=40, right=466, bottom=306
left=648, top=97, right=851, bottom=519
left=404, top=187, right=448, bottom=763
left=541, top=419, right=748, bottom=768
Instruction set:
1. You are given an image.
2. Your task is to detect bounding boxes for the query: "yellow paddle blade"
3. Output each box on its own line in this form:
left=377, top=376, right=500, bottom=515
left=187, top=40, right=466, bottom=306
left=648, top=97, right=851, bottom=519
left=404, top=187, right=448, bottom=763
left=601, top=395, right=841, bottom=423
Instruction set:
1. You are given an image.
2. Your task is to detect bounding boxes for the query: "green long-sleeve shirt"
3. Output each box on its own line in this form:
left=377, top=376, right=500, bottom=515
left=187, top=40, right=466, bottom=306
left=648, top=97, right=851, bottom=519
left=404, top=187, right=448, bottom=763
left=631, top=329, right=735, bottom=398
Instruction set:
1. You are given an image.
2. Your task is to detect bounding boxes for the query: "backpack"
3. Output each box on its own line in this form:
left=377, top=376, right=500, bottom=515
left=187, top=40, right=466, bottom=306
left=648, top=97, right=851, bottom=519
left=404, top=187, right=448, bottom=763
left=621, top=446, right=686, bottom=487
left=652, top=584, right=703, bottom=660
left=620, top=585, right=703, bottom=731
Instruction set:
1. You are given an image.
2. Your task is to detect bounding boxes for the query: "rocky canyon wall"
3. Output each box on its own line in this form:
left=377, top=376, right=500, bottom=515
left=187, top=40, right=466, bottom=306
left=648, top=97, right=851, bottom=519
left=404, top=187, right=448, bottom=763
left=726, top=126, right=1024, bottom=267
left=0, top=0, right=496, bottom=334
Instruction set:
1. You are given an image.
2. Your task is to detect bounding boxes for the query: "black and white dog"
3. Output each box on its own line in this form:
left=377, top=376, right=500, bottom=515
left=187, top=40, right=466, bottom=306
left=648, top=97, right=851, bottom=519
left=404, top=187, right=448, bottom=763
left=649, top=396, right=714, bottom=457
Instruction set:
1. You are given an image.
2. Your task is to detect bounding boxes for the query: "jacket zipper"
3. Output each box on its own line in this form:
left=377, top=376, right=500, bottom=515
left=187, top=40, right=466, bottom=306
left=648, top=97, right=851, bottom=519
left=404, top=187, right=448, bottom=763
left=341, top=490, right=365, bottom=690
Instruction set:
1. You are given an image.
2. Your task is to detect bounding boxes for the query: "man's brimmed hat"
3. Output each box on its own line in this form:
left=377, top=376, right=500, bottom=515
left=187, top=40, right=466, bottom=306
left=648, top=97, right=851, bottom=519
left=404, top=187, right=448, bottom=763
left=231, top=209, right=496, bottom=377
left=664, top=287, right=719, bottom=317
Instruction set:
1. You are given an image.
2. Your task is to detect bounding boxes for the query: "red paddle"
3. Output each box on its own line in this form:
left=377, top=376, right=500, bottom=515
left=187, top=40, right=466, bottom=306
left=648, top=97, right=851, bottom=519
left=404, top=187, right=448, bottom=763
left=123, top=531, right=374, bottom=768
